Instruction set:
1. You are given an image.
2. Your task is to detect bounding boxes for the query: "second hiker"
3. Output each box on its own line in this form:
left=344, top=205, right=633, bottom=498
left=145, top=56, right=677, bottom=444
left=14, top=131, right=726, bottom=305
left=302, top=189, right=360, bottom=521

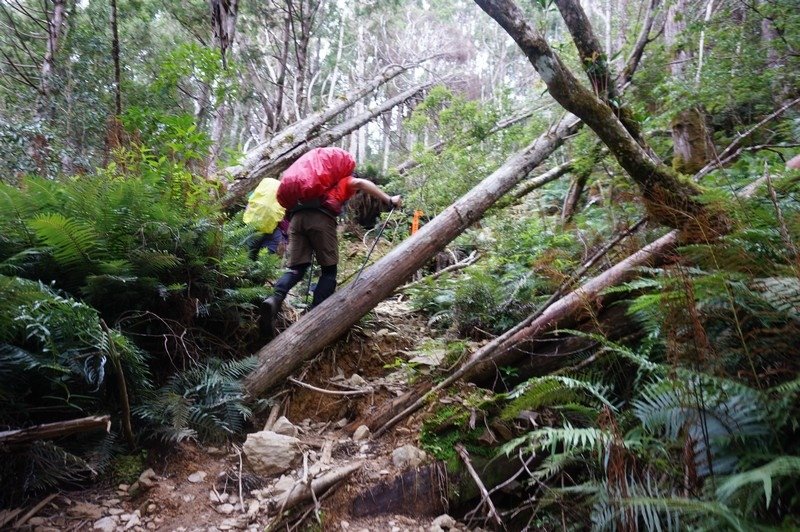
left=261, top=147, right=402, bottom=332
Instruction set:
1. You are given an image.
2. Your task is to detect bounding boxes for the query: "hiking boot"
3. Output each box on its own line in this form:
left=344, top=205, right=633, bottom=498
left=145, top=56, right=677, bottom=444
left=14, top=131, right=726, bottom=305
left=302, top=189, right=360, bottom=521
left=259, top=295, right=284, bottom=338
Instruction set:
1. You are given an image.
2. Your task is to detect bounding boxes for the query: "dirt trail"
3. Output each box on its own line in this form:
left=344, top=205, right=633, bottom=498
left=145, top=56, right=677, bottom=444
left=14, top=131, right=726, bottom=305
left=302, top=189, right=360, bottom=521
left=6, top=299, right=486, bottom=532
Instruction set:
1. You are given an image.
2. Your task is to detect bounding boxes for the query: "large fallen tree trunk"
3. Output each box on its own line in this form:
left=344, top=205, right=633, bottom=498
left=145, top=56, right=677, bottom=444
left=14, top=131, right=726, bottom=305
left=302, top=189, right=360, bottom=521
left=243, top=114, right=582, bottom=397
left=222, top=62, right=423, bottom=208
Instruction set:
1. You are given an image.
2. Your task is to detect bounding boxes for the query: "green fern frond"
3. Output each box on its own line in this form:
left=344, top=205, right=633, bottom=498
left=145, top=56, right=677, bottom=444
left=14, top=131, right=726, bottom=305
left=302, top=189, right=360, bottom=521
left=129, top=249, right=183, bottom=274
left=29, top=213, right=102, bottom=271
left=502, top=425, right=613, bottom=458
left=716, top=456, right=800, bottom=509
left=620, top=497, right=748, bottom=532
left=503, top=375, right=616, bottom=420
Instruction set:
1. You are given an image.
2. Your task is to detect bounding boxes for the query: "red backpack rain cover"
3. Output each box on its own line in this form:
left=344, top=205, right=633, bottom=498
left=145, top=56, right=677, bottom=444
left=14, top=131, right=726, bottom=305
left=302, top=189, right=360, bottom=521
left=276, top=147, right=356, bottom=214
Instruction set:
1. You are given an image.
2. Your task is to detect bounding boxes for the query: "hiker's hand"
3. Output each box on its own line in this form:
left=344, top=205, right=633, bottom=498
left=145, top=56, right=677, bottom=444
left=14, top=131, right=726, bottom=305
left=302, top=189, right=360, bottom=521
left=389, top=195, right=403, bottom=208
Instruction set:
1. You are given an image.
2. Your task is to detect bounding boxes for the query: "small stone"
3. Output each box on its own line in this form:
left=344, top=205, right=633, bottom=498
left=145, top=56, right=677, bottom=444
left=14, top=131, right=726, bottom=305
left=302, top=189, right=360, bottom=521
left=28, top=517, right=46, bottom=525
left=108, top=508, right=124, bottom=516
left=272, top=416, right=299, bottom=437
left=352, top=425, right=370, bottom=441
left=93, top=516, right=118, bottom=532
left=181, top=494, right=194, bottom=503
left=146, top=503, right=156, bottom=514
left=102, top=498, right=120, bottom=507
left=228, top=495, right=239, bottom=505
left=68, top=502, right=104, bottom=520
left=121, top=513, right=132, bottom=520
left=340, top=521, right=350, bottom=530
left=379, top=469, right=389, bottom=476
left=187, top=471, right=207, bottom=483
left=348, top=374, right=368, bottom=387
left=137, top=468, right=158, bottom=489
left=247, top=500, right=260, bottom=517
left=146, top=523, right=157, bottom=530
left=118, top=484, right=130, bottom=492
left=272, top=475, right=295, bottom=495
left=335, top=418, right=348, bottom=428
left=359, top=444, right=369, bottom=454
left=242, top=431, right=302, bottom=476
left=124, top=514, right=140, bottom=530
left=209, top=490, right=228, bottom=503
left=391, top=528, right=401, bottom=532
left=216, top=503, right=235, bottom=515
left=154, top=517, right=164, bottom=524
left=392, top=444, right=427, bottom=468
left=431, top=514, right=457, bottom=529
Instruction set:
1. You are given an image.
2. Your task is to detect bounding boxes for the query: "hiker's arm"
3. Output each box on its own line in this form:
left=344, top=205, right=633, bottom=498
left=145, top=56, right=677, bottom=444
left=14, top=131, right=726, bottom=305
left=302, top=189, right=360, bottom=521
left=350, top=178, right=403, bottom=208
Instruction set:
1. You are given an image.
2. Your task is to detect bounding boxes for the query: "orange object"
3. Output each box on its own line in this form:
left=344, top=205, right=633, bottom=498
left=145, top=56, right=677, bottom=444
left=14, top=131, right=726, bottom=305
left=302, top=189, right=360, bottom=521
left=411, top=210, right=423, bottom=235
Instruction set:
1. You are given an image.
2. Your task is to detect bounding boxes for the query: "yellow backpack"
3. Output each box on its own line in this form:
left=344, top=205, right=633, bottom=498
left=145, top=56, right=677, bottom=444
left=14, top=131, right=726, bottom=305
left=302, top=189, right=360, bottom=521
left=243, top=178, right=286, bottom=233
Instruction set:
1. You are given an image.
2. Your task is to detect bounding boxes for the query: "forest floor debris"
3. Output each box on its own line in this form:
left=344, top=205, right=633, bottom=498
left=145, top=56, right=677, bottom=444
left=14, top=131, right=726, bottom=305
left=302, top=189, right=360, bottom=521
left=6, top=299, right=485, bottom=531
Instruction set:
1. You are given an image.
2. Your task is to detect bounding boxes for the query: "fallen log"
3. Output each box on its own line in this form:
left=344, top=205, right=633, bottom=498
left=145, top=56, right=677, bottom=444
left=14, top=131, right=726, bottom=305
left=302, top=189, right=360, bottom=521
left=222, top=61, right=421, bottom=208
left=243, top=114, right=582, bottom=397
left=275, top=461, right=363, bottom=511
left=371, top=228, right=676, bottom=437
left=0, top=415, right=111, bottom=445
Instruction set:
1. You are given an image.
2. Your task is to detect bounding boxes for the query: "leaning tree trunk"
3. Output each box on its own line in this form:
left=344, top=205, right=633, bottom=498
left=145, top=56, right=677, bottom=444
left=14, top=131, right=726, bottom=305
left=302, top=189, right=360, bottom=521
left=474, top=0, right=727, bottom=239
left=243, top=115, right=582, bottom=397
left=222, top=62, right=421, bottom=208
left=223, top=80, right=433, bottom=211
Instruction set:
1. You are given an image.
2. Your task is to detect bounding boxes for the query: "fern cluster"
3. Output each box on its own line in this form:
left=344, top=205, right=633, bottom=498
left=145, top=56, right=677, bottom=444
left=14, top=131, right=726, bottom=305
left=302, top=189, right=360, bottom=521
left=0, top=125, right=277, bottom=504
left=490, top=184, right=800, bottom=529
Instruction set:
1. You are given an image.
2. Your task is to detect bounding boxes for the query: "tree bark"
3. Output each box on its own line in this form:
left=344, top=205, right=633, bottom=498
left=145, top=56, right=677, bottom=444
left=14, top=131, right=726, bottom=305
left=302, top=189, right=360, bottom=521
left=208, top=0, right=239, bottom=174
left=243, top=115, right=581, bottom=397
left=36, top=0, right=67, bottom=122
left=0, top=415, right=111, bottom=446
left=474, top=0, right=727, bottom=238
left=110, top=0, right=121, bottom=116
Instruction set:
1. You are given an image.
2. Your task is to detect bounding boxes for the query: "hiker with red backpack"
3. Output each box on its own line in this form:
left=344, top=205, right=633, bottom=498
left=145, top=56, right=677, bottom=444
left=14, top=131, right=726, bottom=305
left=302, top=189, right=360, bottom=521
left=260, top=147, right=402, bottom=333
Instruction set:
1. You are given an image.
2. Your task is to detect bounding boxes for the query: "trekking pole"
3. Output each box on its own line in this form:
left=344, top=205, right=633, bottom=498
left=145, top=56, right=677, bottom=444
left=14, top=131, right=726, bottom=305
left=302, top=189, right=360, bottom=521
left=354, top=207, right=396, bottom=284
left=305, top=253, right=315, bottom=308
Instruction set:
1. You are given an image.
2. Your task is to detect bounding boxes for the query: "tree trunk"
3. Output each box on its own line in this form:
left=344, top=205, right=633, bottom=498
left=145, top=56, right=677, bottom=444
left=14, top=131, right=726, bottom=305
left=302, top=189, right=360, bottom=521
left=222, top=63, right=422, bottom=208
left=664, top=0, right=714, bottom=175
left=110, top=0, right=121, bottom=116
left=208, top=0, right=239, bottom=174
left=474, top=0, right=727, bottom=238
left=243, top=115, right=582, bottom=397
left=225, top=81, right=430, bottom=213
left=0, top=415, right=111, bottom=446
left=36, top=0, right=67, bottom=123
left=274, top=12, right=291, bottom=131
